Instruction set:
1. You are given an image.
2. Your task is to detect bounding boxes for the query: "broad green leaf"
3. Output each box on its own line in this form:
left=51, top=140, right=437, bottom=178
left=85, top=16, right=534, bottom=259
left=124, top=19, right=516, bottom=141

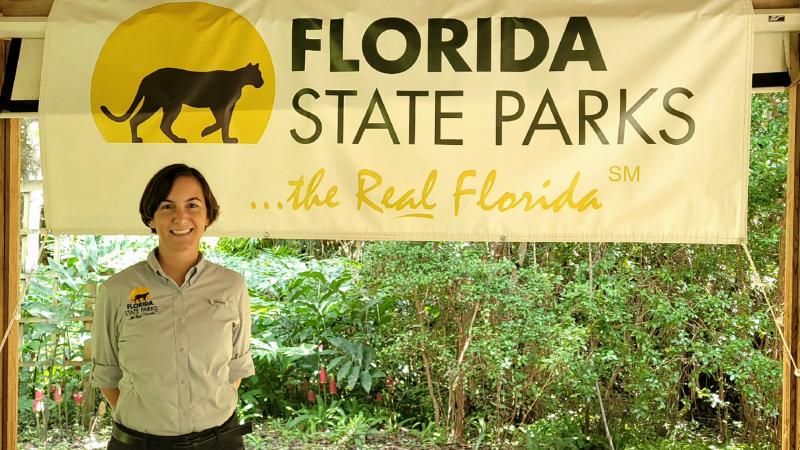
left=327, top=336, right=360, bottom=360
left=362, top=347, right=374, bottom=368
left=328, top=356, right=344, bottom=371
left=337, top=361, right=352, bottom=385
left=347, top=365, right=360, bottom=390
left=360, top=370, right=372, bottom=393
left=298, top=270, right=328, bottom=285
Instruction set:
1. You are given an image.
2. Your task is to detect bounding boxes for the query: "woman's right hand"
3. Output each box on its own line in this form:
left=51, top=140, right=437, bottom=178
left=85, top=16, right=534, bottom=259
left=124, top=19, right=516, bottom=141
left=100, top=387, right=120, bottom=408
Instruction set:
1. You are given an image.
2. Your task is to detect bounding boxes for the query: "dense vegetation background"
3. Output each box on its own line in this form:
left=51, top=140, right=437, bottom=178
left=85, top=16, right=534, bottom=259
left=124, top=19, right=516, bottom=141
left=17, top=94, right=788, bottom=449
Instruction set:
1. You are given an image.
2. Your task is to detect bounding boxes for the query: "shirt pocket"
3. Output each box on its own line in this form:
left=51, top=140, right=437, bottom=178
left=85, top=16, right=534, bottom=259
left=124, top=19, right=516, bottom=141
left=208, top=298, right=237, bottom=322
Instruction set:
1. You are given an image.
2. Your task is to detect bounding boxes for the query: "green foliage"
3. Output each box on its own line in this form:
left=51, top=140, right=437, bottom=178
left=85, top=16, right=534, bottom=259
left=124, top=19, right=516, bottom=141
left=749, top=93, right=788, bottom=271
left=286, top=398, right=347, bottom=433
left=519, top=412, right=604, bottom=450
left=327, top=335, right=383, bottom=393
left=18, top=235, right=154, bottom=440
left=21, top=118, right=41, bottom=182
left=332, top=411, right=383, bottom=449
left=208, top=246, right=389, bottom=419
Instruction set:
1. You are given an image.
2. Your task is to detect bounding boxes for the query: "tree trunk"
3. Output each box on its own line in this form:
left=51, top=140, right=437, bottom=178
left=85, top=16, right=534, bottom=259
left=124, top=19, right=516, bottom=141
left=719, top=368, right=729, bottom=442
left=447, top=301, right=480, bottom=442
left=414, top=295, right=442, bottom=426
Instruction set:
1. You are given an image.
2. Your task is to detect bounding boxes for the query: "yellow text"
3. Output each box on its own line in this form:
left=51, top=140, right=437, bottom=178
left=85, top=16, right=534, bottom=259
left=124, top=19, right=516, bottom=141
left=287, top=169, right=340, bottom=210
left=356, top=169, right=438, bottom=218
left=453, top=170, right=602, bottom=215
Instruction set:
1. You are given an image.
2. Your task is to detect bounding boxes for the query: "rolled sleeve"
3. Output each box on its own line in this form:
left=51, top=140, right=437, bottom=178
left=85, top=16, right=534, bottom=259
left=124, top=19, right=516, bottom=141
left=228, top=352, right=255, bottom=381
left=229, top=278, right=255, bottom=382
left=91, top=283, right=122, bottom=388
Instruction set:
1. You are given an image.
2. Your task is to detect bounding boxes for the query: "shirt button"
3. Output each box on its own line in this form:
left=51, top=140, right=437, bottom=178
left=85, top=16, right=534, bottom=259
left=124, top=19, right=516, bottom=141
left=180, top=379, right=186, bottom=385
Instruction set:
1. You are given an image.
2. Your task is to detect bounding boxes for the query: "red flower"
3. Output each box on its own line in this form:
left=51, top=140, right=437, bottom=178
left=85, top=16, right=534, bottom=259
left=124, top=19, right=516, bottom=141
left=72, top=391, right=84, bottom=406
left=33, top=390, right=44, bottom=413
left=329, top=376, right=337, bottom=395
left=307, top=389, right=316, bottom=403
left=386, top=376, right=395, bottom=392
left=319, top=367, right=328, bottom=384
left=51, top=385, right=62, bottom=404
left=376, top=392, right=383, bottom=402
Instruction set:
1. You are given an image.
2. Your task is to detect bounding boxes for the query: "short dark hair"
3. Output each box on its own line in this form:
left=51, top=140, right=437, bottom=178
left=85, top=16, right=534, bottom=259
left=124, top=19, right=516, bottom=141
left=139, top=164, right=220, bottom=233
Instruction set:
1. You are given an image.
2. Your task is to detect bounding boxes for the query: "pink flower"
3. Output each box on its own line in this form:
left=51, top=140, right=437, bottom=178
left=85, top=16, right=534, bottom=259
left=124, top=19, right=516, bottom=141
left=319, top=367, right=328, bottom=384
left=307, top=389, right=316, bottom=403
left=33, top=390, right=44, bottom=413
left=72, top=391, right=84, bottom=406
left=52, top=385, right=62, bottom=404
left=329, top=376, right=337, bottom=395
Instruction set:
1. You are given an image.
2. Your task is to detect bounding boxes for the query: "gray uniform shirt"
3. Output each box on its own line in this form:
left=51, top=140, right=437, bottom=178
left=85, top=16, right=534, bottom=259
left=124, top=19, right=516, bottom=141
left=91, top=250, right=255, bottom=435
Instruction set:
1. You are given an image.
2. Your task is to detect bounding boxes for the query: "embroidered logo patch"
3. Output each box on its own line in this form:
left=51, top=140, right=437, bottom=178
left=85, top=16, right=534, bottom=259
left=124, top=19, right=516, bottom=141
left=125, top=287, right=158, bottom=320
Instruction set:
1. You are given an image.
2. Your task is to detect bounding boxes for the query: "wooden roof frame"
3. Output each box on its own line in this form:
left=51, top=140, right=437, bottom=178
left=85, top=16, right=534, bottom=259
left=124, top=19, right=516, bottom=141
left=0, top=0, right=799, bottom=448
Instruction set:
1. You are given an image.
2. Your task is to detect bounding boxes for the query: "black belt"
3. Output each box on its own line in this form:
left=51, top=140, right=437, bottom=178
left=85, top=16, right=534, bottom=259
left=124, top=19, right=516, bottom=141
left=111, top=421, right=253, bottom=450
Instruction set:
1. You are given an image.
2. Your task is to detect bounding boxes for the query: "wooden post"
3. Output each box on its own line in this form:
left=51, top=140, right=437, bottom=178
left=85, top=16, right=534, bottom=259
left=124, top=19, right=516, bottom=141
left=0, top=121, right=20, bottom=448
left=0, top=120, right=20, bottom=450
left=785, top=32, right=800, bottom=450
left=0, top=27, right=21, bottom=450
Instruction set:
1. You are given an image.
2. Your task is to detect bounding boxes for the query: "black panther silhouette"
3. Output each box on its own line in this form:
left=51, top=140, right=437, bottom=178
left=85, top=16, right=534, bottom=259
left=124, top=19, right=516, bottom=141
left=132, top=293, right=149, bottom=302
left=101, top=63, right=264, bottom=143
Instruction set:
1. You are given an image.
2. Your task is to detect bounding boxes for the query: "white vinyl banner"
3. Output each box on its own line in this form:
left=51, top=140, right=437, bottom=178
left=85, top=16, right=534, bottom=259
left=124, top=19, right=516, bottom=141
left=40, top=0, right=753, bottom=242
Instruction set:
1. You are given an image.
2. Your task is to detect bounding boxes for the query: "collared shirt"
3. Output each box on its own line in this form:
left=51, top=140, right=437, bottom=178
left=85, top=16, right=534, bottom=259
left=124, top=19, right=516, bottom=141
left=91, top=249, right=255, bottom=436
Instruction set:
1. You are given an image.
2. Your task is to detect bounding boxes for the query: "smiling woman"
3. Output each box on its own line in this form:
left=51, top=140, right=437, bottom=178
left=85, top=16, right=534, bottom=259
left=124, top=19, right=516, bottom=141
left=90, top=163, right=255, bottom=450
left=138, top=166, right=219, bottom=282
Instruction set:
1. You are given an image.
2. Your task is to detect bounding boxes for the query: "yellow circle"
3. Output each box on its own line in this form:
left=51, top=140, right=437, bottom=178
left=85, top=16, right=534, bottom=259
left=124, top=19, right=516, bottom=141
left=91, top=2, right=275, bottom=144
left=128, top=287, right=151, bottom=302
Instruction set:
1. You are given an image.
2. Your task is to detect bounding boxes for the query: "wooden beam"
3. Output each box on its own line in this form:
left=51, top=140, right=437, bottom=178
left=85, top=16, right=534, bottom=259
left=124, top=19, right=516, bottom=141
left=0, top=120, right=19, bottom=447
left=0, top=0, right=52, bottom=17
left=18, top=316, right=94, bottom=324
left=785, top=32, right=800, bottom=450
left=754, top=0, right=800, bottom=8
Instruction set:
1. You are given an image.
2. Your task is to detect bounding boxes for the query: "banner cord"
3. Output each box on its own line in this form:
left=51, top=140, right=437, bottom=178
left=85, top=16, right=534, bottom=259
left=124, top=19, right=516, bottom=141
left=741, top=243, right=800, bottom=377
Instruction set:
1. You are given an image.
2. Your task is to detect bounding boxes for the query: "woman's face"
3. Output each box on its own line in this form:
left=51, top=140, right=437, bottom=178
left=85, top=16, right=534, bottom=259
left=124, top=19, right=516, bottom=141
left=150, top=176, right=210, bottom=255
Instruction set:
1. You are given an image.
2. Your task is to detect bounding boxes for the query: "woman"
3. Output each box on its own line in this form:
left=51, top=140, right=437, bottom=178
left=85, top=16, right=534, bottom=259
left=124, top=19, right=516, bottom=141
left=91, top=164, right=254, bottom=449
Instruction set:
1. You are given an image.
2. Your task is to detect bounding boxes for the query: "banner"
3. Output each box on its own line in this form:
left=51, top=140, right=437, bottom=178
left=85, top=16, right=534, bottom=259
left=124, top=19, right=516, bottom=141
left=40, top=0, right=753, bottom=243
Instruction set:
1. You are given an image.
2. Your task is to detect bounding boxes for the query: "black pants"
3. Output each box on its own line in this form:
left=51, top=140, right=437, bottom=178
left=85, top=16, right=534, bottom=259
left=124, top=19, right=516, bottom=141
left=107, top=413, right=244, bottom=450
